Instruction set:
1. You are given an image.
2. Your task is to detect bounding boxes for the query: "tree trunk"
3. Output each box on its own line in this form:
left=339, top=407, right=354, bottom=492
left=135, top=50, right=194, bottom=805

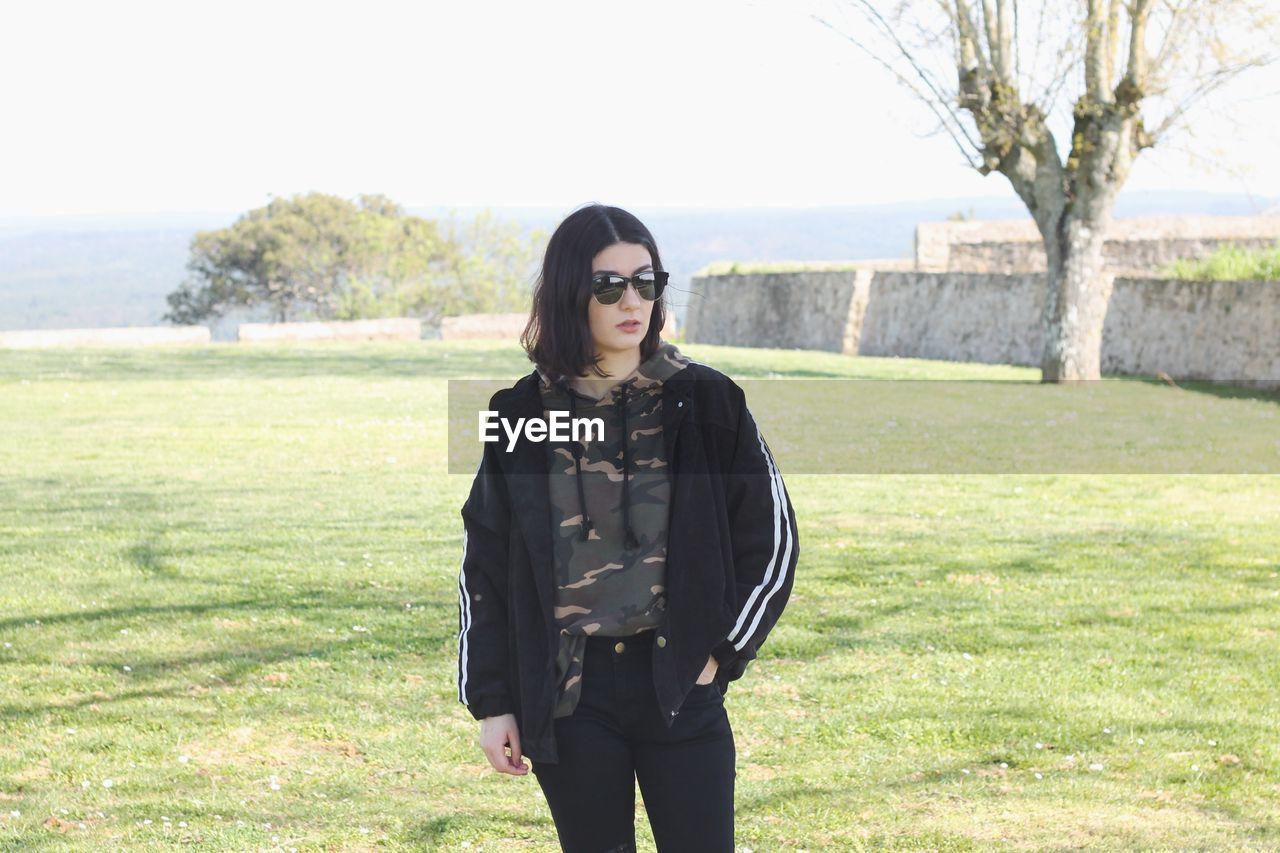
left=1038, top=212, right=1114, bottom=381
left=979, top=102, right=1132, bottom=383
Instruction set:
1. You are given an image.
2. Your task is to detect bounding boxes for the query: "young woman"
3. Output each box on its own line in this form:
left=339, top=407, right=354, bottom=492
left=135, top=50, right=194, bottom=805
left=457, top=203, right=799, bottom=852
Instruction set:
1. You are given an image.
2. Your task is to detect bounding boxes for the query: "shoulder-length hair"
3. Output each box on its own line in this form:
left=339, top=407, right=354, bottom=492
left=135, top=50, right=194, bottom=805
left=521, top=203, right=667, bottom=380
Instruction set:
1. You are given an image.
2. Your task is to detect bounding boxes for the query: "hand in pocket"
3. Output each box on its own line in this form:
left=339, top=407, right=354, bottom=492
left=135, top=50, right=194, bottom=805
left=694, top=653, right=719, bottom=685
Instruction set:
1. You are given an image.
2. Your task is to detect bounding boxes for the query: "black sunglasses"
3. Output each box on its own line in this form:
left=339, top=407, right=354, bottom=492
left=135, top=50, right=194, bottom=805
left=590, top=270, right=668, bottom=305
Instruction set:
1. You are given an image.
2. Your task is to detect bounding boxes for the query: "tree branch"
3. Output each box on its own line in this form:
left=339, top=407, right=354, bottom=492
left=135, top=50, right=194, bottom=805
left=1148, top=58, right=1274, bottom=143
left=811, top=11, right=984, bottom=165
left=1120, top=0, right=1152, bottom=101
left=1150, top=0, right=1193, bottom=82
left=1012, top=0, right=1022, bottom=86
left=1037, top=36, right=1083, bottom=117
left=953, top=0, right=988, bottom=74
left=1085, top=0, right=1106, bottom=101
left=980, top=0, right=1002, bottom=80
left=1103, top=0, right=1121, bottom=92
left=996, top=0, right=1012, bottom=81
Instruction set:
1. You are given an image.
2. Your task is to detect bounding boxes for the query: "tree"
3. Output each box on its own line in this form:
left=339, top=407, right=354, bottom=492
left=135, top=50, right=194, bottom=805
left=439, top=208, right=549, bottom=317
left=813, top=0, right=1276, bottom=381
left=165, top=193, right=544, bottom=327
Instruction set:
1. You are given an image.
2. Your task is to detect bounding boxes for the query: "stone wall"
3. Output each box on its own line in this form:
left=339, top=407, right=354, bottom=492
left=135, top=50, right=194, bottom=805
left=441, top=313, right=529, bottom=341
left=0, top=311, right=675, bottom=349
left=1102, top=276, right=1279, bottom=384
left=0, top=325, right=211, bottom=348
left=916, top=215, right=1280, bottom=274
left=440, top=310, right=678, bottom=342
left=856, top=272, right=1044, bottom=366
left=237, top=318, right=422, bottom=342
left=682, top=261, right=912, bottom=354
left=686, top=268, right=1280, bottom=388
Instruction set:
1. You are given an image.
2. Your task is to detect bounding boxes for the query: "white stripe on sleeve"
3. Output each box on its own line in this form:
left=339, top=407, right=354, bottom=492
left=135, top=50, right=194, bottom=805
left=726, top=426, right=792, bottom=651
left=456, top=526, right=472, bottom=703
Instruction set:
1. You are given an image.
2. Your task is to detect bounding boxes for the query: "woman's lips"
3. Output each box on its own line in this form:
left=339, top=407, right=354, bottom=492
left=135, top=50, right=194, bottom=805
left=617, top=320, right=642, bottom=332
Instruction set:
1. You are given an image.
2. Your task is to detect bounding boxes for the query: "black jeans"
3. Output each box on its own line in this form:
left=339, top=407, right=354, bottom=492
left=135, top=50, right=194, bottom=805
left=530, top=630, right=736, bottom=853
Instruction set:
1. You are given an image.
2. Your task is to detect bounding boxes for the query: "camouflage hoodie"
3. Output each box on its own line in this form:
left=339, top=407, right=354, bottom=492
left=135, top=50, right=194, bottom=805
left=535, top=341, right=692, bottom=718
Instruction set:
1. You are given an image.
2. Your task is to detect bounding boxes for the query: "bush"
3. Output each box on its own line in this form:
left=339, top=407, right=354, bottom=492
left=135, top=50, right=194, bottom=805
left=1161, top=241, right=1280, bottom=281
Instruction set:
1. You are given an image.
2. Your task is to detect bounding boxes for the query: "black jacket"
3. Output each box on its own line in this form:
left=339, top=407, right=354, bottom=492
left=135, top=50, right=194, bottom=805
left=456, top=359, right=799, bottom=764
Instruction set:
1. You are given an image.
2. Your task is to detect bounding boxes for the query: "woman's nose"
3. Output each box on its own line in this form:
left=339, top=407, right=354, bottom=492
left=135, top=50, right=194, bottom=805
left=619, top=283, right=644, bottom=307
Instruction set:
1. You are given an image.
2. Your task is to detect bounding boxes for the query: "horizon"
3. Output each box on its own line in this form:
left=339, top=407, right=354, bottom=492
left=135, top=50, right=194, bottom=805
left=2, top=189, right=1277, bottom=237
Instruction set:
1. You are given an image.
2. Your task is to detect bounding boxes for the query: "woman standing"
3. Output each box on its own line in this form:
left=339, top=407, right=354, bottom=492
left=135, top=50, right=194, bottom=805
left=457, top=203, right=799, bottom=852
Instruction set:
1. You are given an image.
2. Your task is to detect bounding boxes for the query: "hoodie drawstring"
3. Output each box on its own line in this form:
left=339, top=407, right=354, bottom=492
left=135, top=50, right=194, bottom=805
left=556, top=375, right=639, bottom=549
left=618, top=382, right=639, bottom=550
left=561, top=379, right=595, bottom=542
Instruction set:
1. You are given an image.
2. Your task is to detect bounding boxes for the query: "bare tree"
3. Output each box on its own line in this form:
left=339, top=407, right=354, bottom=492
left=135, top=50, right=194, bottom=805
left=814, top=0, right=1276, bottom=381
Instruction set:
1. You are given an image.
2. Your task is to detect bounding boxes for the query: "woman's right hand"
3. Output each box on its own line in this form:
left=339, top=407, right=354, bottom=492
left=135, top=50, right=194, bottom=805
left=480, top=714, right=529, bottom=775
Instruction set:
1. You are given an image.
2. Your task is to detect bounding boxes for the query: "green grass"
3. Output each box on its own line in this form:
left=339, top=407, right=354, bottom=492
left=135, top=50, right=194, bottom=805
left=1, top=340, right=1278, bottom=850
left=1160, top=241, right=1280, bottom=281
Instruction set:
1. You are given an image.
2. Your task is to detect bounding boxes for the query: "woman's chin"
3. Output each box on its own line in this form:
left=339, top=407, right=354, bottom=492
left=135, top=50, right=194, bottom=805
left=602, top=333, right=645, bottom=352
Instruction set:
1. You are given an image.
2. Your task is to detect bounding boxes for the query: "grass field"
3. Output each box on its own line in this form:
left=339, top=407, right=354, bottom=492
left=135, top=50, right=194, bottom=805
left=1, top=340, right=1278, bottom=851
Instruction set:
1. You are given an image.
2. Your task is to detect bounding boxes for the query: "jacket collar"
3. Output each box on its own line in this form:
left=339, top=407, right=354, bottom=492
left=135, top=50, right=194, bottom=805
left=506, top=360, right=694, bottom=419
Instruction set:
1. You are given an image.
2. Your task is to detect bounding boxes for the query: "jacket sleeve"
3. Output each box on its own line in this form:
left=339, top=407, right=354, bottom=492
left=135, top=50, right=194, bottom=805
left=457, top=422, right=517, bottom=721
left=711, top=384, right=799, bottom=682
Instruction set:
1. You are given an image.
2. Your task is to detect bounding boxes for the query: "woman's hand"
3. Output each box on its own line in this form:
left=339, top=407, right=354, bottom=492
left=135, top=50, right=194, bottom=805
left=695, top=653, right=719, bottom=685
left=480, top=714, right=528, bottom=775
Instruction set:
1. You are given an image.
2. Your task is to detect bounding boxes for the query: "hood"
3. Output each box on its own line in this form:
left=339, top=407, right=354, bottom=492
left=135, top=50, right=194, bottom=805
left=537, top=341, right=690, bottom=548
left=536, top=341, right=688, bottom=404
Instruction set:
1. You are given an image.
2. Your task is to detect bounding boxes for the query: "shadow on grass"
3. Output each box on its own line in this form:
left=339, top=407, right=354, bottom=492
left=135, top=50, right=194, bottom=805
left=0, top=633, right=451, bottom=721
left=0, top=589, right=458, bottom=721
left=124, top=537, right=183, bottom=577
left=809, top=603, right=908, bottom=649
left=0, top=343, right=534, bottom=383
left=1121, top=374, right=1280, bottom=406
left=0, top=637, right=332, bottom=719
left=401, top=810, right=554, bottom=849
left=0, top=590, right=449, bottom=633
left=736, top=778, right=847, bottom=813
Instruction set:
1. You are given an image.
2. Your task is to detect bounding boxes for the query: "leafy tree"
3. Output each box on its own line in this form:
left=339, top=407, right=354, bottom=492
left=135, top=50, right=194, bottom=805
left=165, top=193, right=543, bottom=326
left=438, top=208, right=550, bottom=316
left=814, top=1, right=1276, bottom=380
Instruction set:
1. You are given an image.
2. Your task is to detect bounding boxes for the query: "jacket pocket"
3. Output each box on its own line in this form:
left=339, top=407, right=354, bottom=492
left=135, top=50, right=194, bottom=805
left=684, top=679, right=724, bottom=707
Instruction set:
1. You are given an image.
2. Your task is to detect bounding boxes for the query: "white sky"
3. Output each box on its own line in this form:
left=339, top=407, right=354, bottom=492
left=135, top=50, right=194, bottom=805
left=2, top=0, right=1277, bottom=219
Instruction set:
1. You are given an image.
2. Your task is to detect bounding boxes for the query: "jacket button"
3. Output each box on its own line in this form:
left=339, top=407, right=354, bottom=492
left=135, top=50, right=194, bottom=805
left=614, top=641, right=625, bottom=653
left=677, top=401, right=683, bottom=408
left=656, top=635, right=666, bottom=647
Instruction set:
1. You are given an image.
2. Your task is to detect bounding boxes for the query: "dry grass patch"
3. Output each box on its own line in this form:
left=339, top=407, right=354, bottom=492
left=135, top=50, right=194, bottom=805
left=179, top=726, right=311, bottom=769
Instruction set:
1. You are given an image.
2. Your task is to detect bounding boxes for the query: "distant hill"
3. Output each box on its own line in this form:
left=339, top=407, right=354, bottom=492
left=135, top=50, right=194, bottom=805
left=2, top=191, right=1275, bottom=334
left=0, top=228, right=196, bottom=331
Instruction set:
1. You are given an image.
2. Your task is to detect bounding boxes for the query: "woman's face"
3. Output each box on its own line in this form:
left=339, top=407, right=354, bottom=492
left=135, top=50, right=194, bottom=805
left=586, top=241, right=654, bottom=367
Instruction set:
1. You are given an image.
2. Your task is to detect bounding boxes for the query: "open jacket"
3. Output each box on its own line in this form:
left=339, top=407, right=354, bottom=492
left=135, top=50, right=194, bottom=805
left=456, top=357, right=799, bottom=765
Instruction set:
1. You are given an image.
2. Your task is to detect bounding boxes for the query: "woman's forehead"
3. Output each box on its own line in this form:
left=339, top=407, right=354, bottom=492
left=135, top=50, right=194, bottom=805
left=592, top=242, right=652, bottom=274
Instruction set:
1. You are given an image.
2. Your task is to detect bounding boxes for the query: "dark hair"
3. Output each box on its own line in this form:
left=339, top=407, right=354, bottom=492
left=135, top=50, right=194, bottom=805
left=521, top=203, right=667, bottom=379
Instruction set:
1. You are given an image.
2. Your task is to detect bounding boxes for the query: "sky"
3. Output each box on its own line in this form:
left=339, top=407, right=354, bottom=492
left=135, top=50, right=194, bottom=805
left=2, top=0, right=1278, bottom=220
